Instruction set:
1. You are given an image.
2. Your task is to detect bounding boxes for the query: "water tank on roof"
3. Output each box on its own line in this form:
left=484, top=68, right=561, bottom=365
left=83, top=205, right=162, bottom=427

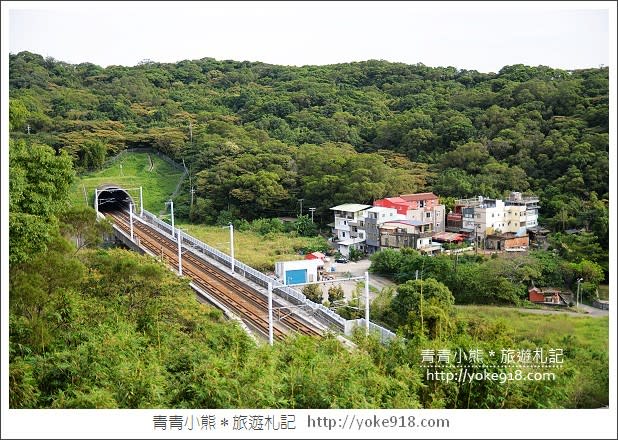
left=511, top=191, right=522, bottom=201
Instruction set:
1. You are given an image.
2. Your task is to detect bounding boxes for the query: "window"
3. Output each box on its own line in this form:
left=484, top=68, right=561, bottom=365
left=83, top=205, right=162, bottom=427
left=426, top=212, right=431, bottom=218
left=342, top=232, right=346, bottom=238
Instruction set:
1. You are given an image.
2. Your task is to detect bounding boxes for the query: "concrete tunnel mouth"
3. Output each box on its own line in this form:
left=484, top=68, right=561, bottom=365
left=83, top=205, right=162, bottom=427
left=96, top=185, right=137, bottom=213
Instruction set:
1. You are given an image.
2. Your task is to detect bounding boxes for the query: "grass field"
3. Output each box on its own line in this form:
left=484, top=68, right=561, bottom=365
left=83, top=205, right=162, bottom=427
left=176, top=221, right=311, bottom=272
left=70, top=152, right=185, bottom=212
left=456, top=305, right=609, bottom=349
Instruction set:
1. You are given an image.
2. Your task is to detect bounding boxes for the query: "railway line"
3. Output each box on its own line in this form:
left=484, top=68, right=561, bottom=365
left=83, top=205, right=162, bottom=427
left=103, top=209, right=323, bottom=341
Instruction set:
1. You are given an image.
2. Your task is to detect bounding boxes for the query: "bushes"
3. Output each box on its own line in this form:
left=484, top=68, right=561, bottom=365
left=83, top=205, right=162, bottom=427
left=302, top=283, right=324, bottom=304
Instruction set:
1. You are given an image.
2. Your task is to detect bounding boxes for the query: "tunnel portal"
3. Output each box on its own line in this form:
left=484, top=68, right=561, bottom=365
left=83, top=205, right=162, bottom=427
left=96, top=186, right=137, bottom=213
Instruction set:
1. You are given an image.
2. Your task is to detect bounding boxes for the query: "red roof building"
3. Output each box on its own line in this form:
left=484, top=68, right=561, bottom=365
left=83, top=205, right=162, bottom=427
left=400, top=192, right=439, bottom=210
left=305, top=252, right=326, bottom=260
left=373, top=197, right=411, bottom=215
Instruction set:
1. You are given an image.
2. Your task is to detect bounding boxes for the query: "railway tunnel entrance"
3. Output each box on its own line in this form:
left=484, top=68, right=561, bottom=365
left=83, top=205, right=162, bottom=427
left=95, top=185, right=139, bottom=214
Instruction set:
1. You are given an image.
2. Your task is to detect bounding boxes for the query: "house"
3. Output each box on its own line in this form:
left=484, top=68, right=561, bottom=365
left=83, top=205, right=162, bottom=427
left=527, top=225, right=550, bottom=248
left=374, top=192, right=446, bottom=234
left=432, top=231, right=466, bottom=244
left=400, top=192, right=440, bottom=210
left=373, top=197, right=411, bottom=215
left=446, top=203, right=466, bottom=232
left=504, top=192, right=540, bottom=231
left=401, top=193, right=446, bottom=234
left=452, top=192, right=539, bottom=247
left=379, top=220, right=434, bottom=250
left=485, top=232, right=529, bottom=251
left=363, top=206, right=405, bottom=254
left=528, top=287, right=567, bottom=306
left=330, top=203, right=371, bottom=256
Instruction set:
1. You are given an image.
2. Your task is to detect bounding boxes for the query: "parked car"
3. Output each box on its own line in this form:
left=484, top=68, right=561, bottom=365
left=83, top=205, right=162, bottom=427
left=335, top=257, right=349, bottom=263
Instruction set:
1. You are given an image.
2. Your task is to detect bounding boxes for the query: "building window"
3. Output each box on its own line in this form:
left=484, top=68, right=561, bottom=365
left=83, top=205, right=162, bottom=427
left=426, top=212, right=431, bottom=218
left=342, top=232, right=346, bottom=238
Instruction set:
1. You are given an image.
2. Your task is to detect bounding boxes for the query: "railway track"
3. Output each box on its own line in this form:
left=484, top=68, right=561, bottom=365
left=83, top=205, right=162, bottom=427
left=104, top=209, right=323, bottom=340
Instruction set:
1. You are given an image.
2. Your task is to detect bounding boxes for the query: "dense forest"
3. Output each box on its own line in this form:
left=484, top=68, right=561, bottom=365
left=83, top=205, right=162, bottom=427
left=8, top=52, right=609, bottom=409
left=8, top=52, right=608, bottom=240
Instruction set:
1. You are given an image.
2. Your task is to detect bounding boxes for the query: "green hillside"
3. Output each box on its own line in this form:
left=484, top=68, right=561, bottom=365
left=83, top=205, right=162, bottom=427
left=70, top=151, right=185, bottom=212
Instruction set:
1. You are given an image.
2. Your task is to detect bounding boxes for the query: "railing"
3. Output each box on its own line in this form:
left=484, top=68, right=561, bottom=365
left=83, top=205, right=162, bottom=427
left=139, top=210, right=347, bottom=331
left=138, top=210, right=402, bottom=339
left=345, top=319, right=398, bottom=343
left=101, top=147, right=186, bottom=172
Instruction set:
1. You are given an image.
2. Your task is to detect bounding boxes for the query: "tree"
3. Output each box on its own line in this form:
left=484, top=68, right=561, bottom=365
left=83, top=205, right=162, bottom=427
left=9, top=140, right=75, bottom=264
left=349, top=247, right=364, bottom=262
left=390, top=278, right=455, bottom=338
left=293, top=215, right=317, bottom=237
left=327, top=285, right=345, bottom=304
left=9, top=98, right=30, bottom=132
left=59, top=206, right=113, bottom=254
left=303, top=284, right=323, bottom=304
left=369, top=249, right=404, bottom=276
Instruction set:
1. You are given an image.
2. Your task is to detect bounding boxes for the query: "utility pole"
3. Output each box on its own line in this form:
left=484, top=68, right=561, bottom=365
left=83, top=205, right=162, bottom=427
left=129, top=202, right=134, bottom=241
left=576, top=278, right=583, bottom=308
left=94, top=188, right=99, bottom=215
left=309, top=207, right=316, bottom=223
left=120, top=164, right=123, bottom=176
left=169, top=200, right=175, bottom=238
left=268, top=282, right=274, bottom=346
left=27, top=124, right=30, bottom=135
left=298, top=198, right=304, bottom=217
left=177, top=228, right=182, bottom=276
left=190, top=187, right=195, bottom=209
left=365, top=271, right=370, bottom=336
left=189, top=121, right=193, bottom=145
left=229, top=222, right=235, bottom=275
left=139, top=186, right=143, bottom=216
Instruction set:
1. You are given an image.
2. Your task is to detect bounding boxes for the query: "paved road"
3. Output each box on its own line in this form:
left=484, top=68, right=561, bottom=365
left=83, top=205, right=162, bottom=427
left=322, top=258, right=395, bottom=302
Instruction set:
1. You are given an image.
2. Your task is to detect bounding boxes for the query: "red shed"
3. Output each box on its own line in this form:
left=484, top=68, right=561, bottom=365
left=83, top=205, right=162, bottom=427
left=305, top=252, right=326, bottom=261
left=528, top=287, right=545, bottom=303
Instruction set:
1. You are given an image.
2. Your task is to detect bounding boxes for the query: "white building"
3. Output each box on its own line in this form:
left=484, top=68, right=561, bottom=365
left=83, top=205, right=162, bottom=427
left=330, top=203, right=371, bottom=256
left=364, top=206, right=406, bottom=253
left=275, top=259, right=322, bottom=285
left=457, top=192, right=539, bottom=243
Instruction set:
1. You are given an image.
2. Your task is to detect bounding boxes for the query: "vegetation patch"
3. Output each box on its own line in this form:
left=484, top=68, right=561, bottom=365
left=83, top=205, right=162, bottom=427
left=70, top=152, right=185, bottom=212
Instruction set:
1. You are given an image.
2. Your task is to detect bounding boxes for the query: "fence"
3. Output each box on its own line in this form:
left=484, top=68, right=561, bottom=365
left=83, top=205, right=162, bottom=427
left=139, top=209, right=400, bottom=337
left=345, top=319, right=398, bottom=343
left=101, top=147, right=186, bottom=173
